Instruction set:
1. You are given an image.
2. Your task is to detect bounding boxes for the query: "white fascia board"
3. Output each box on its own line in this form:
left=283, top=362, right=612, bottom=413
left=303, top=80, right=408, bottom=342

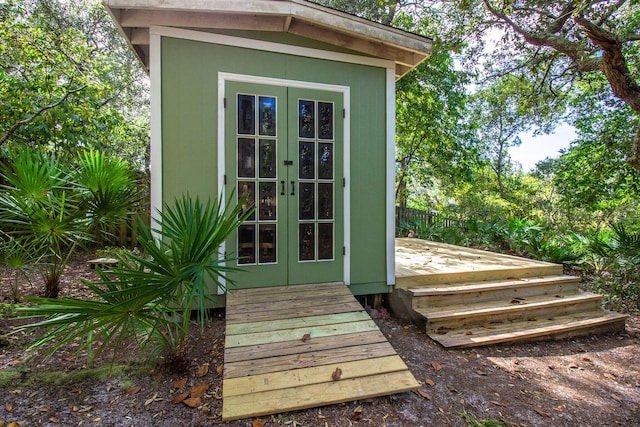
left=386, top=67, right=396, bottom=286
left=106, top=0, right=292, bottom=15
left=149, top=31, right=162, bottom=239
left=288, top=1, right=432, bottom=54
left=149, top=25, right=394, bottom=71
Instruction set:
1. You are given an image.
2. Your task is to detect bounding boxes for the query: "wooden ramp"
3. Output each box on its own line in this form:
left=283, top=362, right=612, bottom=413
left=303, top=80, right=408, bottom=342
left=222, top=282, right=419, bottom=421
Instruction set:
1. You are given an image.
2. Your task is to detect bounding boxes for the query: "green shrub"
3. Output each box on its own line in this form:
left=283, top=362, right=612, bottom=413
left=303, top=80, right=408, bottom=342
left=0, top=148, right=141, bottom=298
left=13, top=193, right=251, bottom=368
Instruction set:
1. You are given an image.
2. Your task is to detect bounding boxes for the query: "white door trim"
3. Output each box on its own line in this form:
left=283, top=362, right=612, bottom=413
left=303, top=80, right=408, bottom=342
left=218, top=72, right=351, bottom=286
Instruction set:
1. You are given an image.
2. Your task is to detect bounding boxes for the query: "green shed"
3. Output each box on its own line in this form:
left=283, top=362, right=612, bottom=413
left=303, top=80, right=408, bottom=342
left=105, top=0, right=432, bottom=299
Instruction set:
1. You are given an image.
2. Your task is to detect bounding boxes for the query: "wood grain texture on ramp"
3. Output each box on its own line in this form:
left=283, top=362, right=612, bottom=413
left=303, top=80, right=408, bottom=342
left=222, top=283, right=419, bottom=421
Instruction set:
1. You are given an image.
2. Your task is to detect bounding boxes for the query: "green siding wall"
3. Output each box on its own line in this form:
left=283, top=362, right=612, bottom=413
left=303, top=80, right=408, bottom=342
left=161, top=35, right=389, bottom=296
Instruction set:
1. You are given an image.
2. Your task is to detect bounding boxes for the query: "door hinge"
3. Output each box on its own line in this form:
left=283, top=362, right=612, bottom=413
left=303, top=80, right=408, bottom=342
left=343, top=177, right=346, bottom=187
left=343, top=108, right=346, bottom=118
left=343, top=246, right=346, bottom=256
left=224, top=174, right=227, bottom=185
left=223, top=97, right=227, bottom=108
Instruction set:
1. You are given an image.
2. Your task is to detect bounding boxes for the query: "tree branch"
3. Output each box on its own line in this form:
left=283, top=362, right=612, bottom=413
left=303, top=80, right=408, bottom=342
left=596, top=0, right=627, bottom=27
left=483, top=0, right=602, bottom=73
left=575, top=15, right=640, bottom=112
left=0, top=84, right=87, bottom=147
left=547, top=1, right=577, bottom=34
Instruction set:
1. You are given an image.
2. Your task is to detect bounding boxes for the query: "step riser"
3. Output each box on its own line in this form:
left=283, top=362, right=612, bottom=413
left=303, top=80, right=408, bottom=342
left=397, top=265, right=564, bottom=288
left=426, top=299, right=604, bottom=332
left=434, top=316, right=627, bottom=348
left=413, top=281, right=581, bottom=310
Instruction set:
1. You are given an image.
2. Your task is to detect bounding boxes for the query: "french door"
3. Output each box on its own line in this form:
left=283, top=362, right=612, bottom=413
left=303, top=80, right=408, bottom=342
left=225, top=81, right=344, bottom=287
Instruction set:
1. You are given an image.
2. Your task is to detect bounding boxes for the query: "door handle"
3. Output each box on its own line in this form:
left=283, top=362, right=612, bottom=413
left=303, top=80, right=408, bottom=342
left=290, top=181, right=295, bottom=196
left=280, top=180, right=285, bottom=196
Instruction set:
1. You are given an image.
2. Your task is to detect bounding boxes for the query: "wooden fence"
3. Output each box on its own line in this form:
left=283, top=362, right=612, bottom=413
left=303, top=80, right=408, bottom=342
left=395, top=207, right=459, bottom=231
left=103, top=199, right=151, bottom=248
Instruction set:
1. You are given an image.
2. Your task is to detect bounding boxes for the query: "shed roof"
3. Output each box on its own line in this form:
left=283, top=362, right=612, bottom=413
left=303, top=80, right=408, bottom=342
left=104, top=0, right=432, bottom=80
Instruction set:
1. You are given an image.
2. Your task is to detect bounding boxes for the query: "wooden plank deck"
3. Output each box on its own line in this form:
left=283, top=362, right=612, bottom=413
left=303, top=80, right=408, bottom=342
left=222, top=283, right=419, bottom=421
left=395, top=238, right=562, bottom=287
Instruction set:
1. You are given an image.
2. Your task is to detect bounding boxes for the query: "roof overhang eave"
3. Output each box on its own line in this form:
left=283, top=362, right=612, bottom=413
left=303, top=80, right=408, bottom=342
left=103, top=0, right=433, bottom=79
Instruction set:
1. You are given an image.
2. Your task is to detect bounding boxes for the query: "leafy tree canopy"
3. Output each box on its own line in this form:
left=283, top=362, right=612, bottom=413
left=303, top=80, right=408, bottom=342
left=314, top=1, right=480, bottom=207
left=438, top=0, right=640, bottom=169
left=0, top=0, right=149, bottom=166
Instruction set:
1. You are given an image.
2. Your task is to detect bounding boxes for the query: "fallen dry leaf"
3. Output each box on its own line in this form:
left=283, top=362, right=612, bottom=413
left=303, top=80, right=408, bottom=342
left=48, top=417, right=60, bottom=423
left=351, top=405, right=363, bottom=421
left=144, top=393, right=162, bottom=406
left=125, top=386, right=142, bottom=396
left=569, top=363, right=579, bottom=369
left=301, top=333, right=311, bottom=342
left=191, top=383, right=209, bottom=398
left=424, top=377, right=435, bottom=387
left=5, top=404, right=12, bottom=412
left=173, top=377, right=188, bottom=389
left=252, top=419, right=268, bottom=427
left=431, top=361, right=443, bottom=371
left=331, top=367, right=342, bottom=381
left=216, top=365, right=224, bottom=376
left=536, top=409, right=551, bottom=417
left=490, top=401, right=506, bottom=407
left=196, top=363, right=209, bottom=378
left=183, top=397, right=202, bottom=408
left=417, top=389, right=431, bottom=400
left=92, top=418, right=102, bottom=423
left=171, top=391, right=190, bottom=404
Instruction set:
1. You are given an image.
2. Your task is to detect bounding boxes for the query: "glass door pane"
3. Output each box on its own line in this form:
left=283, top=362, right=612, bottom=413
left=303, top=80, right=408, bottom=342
left=296, top=98, right=335, bottom=262
left=225, top=82, right=288, bottom=288
left=235, top=93, right=279, bottom=265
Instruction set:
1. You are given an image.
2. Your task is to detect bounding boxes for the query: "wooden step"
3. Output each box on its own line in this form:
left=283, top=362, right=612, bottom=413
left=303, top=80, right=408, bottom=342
left=410, top=275, right=581, bottom=310
left=421, top=292, right=605, bottom=331
left=428, top=311, right=628, bottom=348
left=396, top=264, right=564, bottom=288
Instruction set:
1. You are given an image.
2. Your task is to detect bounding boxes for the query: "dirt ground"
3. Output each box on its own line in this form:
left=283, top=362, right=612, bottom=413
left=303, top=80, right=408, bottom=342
left=1, top=251, right=639, bottom=427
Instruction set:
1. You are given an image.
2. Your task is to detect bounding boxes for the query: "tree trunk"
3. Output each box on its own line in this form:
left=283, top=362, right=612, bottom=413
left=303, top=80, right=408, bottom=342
left=395, top=160, right=409, bottom=208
